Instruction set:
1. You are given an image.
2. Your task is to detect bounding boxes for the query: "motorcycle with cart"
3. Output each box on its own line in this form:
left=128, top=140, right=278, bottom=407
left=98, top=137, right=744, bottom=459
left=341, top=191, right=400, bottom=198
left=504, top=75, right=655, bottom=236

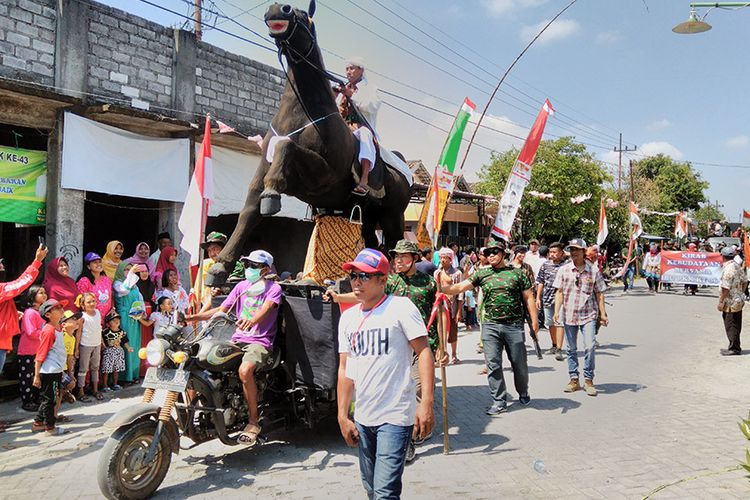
left=96, top=284, right=340, bottom=499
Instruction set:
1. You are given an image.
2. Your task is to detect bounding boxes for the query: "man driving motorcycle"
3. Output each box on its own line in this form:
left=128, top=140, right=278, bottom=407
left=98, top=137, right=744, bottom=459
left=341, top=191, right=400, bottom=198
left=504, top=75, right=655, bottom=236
left=187, top=250, right=282, bottom=446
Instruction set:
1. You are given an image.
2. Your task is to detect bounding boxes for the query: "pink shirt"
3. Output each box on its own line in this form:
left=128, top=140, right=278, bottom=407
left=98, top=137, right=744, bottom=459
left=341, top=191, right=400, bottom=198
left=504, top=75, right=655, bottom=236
left=18, top=308, right=45, bottom=356
left=77, top=275, right=114, bottom=323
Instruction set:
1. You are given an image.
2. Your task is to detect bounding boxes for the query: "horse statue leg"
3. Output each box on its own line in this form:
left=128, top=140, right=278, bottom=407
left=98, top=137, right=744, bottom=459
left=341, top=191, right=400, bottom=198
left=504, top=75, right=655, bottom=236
left=260, top=140, right=332, bottom=215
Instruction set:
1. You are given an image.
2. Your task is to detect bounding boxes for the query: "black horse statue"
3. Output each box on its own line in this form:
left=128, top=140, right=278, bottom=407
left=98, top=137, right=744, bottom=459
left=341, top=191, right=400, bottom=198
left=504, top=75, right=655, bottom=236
left=208, top=1, right=412, bottom=283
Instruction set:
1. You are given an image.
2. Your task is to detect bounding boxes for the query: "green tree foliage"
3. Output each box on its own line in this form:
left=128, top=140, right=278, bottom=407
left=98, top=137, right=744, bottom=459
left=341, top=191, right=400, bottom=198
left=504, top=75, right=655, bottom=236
left=474, top=137, right=610, bottom=243
left=629, top=155, right=708, bottom=236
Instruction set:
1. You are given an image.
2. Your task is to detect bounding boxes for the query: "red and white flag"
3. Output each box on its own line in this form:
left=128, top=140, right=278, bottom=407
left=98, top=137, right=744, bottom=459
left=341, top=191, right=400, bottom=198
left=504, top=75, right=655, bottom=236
left=674, top=211, right=687, bottom=239
left=596, top=198, right=608, bottom=246
left=743, top=209, right=750, bottom=228
left=491, top=99, right=554, bottom=240
left=629, top=201, right=643, bottom=240
left=178, top=115, right=214, bottom=266
left=215, top=120, right=236, bottom=134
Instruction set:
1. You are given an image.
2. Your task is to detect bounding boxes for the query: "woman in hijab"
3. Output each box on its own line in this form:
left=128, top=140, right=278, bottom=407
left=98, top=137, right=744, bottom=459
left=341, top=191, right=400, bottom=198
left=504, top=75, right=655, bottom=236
left=113, top=261, right=146, bottom=383
left=153, top=246, right=178, bottom=288
left=135, top=263, right=156, bottom=372
left=102, top=240, right=125, bottom=280
left=126, top=242, right=153, bottom=274
left=43, top=256, right=80, bottom=311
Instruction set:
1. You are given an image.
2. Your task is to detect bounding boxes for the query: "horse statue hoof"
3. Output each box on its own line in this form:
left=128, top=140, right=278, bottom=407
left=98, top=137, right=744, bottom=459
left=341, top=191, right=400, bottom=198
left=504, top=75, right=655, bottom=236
left=206, top=262, right=229, bottom=287
left=260, top=191, right=282, bottom=216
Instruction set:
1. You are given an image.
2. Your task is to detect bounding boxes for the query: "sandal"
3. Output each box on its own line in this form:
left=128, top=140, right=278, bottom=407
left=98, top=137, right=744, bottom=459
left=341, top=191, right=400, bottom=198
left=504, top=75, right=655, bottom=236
left=352, top=185, right=369, bottom=196
left=236, top=424, right=261, bottom=446
left=56, top=414, right=73, bottom=423
left=64, top=392, right=76, bottom=404
left=31, top=421, right=46, bottom=432
left=94, top=392, right=105, bottom=401
left=78, top=394, right=91, bottom=403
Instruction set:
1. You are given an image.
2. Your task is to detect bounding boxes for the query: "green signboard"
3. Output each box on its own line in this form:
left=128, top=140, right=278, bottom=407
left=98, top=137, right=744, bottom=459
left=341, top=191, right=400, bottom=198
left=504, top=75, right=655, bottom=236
left=0, top=146, right=47, bottom=225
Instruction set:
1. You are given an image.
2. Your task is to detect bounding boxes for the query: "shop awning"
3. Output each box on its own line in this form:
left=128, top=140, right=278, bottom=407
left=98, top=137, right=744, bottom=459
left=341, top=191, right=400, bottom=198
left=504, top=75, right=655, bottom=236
left=61, top=112, right=189, bottom=202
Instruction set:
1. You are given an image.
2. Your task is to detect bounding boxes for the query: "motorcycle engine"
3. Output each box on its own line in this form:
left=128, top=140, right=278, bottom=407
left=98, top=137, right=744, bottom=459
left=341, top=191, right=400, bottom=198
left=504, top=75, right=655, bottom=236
left=221, top=374, right=249, bottom=430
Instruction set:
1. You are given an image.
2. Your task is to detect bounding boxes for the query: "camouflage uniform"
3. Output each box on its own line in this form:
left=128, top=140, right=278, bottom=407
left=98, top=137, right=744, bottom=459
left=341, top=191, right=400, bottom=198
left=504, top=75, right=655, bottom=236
left=386, top=271, right=438, bottom=349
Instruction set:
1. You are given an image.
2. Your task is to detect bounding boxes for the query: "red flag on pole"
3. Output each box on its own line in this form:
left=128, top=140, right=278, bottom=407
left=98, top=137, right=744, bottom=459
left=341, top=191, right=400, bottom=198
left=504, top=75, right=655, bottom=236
left=178, top=115, right=214, bottom=268
left=743, top=209, right=750, bottom=228
left=491, top=99, right=554, bottom=240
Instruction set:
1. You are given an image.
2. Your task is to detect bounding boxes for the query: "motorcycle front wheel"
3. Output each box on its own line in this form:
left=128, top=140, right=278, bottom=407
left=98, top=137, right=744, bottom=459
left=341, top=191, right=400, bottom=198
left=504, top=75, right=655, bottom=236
left=97, top=419, right=172, bottom=500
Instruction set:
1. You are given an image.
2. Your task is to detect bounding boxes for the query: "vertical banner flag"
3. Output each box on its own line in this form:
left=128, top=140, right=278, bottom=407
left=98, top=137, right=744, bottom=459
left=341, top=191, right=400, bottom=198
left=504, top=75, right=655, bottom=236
left=0, top=146, right=47, bottom=225
left=491, top=99, right=555, bottom=241
left=674, top=211, right=687, bottom=239
left=178, top=115, right=214, bottom=266
left=744, top=232, right=750, bottom=268
left=596, top=198, right=608, bottom=246
left=743, top=209, right=750, bottom=228
left=629, top=201, right=643, bottom=240
left=416, top=98, right=475, bottom=248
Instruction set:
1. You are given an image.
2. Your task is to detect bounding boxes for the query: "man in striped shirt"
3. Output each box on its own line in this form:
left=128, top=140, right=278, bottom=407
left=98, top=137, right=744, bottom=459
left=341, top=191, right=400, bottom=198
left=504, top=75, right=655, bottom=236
left=553, top=239, right=608, bottom=396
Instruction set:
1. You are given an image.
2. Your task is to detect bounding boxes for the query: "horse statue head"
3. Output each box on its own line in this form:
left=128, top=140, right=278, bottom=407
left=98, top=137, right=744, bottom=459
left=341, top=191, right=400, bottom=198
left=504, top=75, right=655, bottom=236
left=264, top=2, right=318, bottom=62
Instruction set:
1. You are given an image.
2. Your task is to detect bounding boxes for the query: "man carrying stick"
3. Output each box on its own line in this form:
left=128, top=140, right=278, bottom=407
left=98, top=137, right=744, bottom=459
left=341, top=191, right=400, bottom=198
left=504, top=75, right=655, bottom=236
left=442, top=239, right=538, bottom=415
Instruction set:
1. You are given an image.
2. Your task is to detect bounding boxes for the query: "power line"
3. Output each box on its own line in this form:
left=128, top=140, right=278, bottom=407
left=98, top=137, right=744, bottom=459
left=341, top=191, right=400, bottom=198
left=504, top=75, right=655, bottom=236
left=381, top=0, right=634, bottom=146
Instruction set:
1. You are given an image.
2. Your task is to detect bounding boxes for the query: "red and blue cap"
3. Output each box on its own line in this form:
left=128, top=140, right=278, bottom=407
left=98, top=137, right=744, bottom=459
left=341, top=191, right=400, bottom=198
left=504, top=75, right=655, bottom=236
left=343, top=248, right=390, bottom=275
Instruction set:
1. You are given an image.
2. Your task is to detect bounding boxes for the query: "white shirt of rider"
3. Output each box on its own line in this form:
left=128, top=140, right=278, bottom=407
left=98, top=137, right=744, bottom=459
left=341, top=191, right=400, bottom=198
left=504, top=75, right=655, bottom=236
left=338, top=295, right=426, bottom=427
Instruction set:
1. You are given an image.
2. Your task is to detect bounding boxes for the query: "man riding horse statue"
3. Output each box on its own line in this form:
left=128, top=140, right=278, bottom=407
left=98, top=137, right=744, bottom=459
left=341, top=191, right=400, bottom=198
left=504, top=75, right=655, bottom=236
left=207, top=1, right=413, bottom=284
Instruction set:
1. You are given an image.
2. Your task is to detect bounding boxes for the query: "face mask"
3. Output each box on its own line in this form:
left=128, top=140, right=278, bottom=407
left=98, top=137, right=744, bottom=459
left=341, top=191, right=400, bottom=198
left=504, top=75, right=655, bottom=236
left=245, top=267, right=262, bottom=283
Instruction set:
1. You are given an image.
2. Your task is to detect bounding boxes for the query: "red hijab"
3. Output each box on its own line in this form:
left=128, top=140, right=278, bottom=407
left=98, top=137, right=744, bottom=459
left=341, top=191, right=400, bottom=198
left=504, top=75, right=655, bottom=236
left=43, top=257, right=80, bottom=312
left=155, top=246, right=178, bottom=276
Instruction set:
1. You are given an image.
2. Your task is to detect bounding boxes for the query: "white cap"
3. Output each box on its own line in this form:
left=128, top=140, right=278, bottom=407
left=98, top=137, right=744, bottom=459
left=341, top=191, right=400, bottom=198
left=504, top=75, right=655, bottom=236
left=345, top=56, right=365, bottom=69
left=240, top=250, right=274, bottom=267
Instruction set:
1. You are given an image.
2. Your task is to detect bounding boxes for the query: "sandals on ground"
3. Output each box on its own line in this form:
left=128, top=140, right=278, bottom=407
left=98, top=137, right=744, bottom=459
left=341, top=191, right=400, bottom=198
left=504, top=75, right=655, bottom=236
left=56, top=414, right=73, bottom=423
left=78, top=393, right=92, bottom=403
left=94, top=392, right=105, bottom=401
left=236, top=424, right=261, bottom=446
left=31, top=421, right=47, bottom=432
left=352, top=185, right=369, bottom=196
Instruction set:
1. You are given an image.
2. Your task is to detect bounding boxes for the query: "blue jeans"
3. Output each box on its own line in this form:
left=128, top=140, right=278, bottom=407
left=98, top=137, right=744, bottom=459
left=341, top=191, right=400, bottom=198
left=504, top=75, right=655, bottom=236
left=564, top=321, right=597, bottom=381
left=623, top=266, right=635, bottom=290
left=355, top=422, right=413, bottom=499
left=481, top=322, right=529, bottom=403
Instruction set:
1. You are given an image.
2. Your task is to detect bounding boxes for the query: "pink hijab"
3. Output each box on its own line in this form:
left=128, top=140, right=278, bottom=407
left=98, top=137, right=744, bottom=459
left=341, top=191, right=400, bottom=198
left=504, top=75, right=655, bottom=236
left=126, top=242, right=153, bottom=272
left=43, top=257, right=81, bottom=312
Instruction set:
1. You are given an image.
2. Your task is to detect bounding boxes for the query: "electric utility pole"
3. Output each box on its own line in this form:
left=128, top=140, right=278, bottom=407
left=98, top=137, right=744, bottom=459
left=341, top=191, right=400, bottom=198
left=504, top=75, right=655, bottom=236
left=194, top=0, right=202, bottom=41
left=614, top=133, right=637, bottom=191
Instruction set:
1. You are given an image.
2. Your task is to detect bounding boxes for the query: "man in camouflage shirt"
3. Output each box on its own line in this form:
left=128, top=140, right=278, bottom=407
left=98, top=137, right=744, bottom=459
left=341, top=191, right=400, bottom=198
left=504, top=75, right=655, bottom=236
left=443, top=239, right=538, bottom=415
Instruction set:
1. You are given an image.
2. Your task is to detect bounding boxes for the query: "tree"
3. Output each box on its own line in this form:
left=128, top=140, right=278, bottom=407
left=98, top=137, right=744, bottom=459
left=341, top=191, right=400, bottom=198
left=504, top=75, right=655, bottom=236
left=629, top=155, right=708, bottom=236
left=690, top=203, right=727, bottom=238
left=475, top=137, right=610, bottom=243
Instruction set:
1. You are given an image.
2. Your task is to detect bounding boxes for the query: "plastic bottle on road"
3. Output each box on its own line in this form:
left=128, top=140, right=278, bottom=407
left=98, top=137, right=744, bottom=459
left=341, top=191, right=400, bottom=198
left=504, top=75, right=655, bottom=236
left=533, top=459, right=547, bottom=474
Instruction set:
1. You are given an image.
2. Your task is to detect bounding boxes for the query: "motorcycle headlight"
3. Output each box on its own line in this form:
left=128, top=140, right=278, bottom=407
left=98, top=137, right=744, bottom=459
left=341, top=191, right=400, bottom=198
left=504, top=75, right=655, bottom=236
left=146, top=339, right=169, bottom=367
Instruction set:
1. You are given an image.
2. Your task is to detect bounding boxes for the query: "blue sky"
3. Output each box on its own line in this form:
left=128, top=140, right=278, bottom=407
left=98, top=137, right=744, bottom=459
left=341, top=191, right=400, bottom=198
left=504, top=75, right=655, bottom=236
left=100, top=0, right=749, bottom=221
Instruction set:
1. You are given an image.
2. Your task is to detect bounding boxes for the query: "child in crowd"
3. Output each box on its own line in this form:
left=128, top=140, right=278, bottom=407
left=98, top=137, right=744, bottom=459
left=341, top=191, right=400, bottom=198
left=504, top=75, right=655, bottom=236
left=75, top=293, right=103, bottom=402
left=56, top=310, right=81, bottom=419
left=32, top=299, right=68, bottom=436
left=101, top=310, right=132, bottom=391
left=141, top=296, right=175, bottom=333
left=18, top=285, right=47, bottom=412
left=156, top=269, right=189, bottom=313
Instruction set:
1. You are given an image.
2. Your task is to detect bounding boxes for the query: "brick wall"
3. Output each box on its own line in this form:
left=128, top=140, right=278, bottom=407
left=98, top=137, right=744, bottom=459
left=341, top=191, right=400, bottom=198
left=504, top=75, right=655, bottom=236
left=0, top=0, right=56, bottom=86
left=195, top=44, right=284, bottom=133
left=0, top=0, right=284, bottom=135
left=87, top=3, right=174, bottom=110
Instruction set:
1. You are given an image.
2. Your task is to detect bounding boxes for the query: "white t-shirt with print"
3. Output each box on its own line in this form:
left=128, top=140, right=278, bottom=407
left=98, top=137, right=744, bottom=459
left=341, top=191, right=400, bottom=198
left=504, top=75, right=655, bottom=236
left=80, top=310, right=103, bottom=347
left=337, top=295, right=427, bottom=427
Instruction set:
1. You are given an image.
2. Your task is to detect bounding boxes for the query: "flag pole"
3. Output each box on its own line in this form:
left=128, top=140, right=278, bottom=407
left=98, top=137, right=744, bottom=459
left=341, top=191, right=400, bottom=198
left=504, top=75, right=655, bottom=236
left=194, top=115, right=211, bottom=312
left=456, top=0, right=578, bottom=175
left=434, top=281, right=450, bottom=454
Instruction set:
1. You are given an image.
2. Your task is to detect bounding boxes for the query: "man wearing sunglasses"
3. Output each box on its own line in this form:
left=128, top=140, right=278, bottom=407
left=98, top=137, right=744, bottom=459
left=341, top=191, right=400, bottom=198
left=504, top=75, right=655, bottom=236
left=442, top=239, right=537, bottom=415
left=187, top=250, right=282, bottom=446
left=337, top=248, right=435, bottom=498
left=553, top=239, right=608, bottom=396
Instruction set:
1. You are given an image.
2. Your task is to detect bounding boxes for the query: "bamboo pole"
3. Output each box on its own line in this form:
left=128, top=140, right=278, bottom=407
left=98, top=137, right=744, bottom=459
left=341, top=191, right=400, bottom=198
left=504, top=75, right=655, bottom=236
left=435, top=296, right=450, bottom=454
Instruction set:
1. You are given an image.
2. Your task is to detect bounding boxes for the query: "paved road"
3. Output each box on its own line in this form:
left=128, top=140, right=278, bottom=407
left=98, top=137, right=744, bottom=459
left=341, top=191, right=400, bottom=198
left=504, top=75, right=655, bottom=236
left=0, top=283, right=749, bottom=499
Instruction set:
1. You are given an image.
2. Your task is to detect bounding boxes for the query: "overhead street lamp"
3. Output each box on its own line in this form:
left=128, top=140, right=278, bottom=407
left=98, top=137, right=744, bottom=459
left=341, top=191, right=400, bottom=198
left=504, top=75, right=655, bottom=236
left=673, top=2, right=750, bottom=34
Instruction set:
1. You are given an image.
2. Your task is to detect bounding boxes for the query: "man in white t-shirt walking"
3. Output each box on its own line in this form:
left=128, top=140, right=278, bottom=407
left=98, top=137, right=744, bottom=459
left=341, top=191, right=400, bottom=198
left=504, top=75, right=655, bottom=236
left=337, top=248, right=435, bottom=499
